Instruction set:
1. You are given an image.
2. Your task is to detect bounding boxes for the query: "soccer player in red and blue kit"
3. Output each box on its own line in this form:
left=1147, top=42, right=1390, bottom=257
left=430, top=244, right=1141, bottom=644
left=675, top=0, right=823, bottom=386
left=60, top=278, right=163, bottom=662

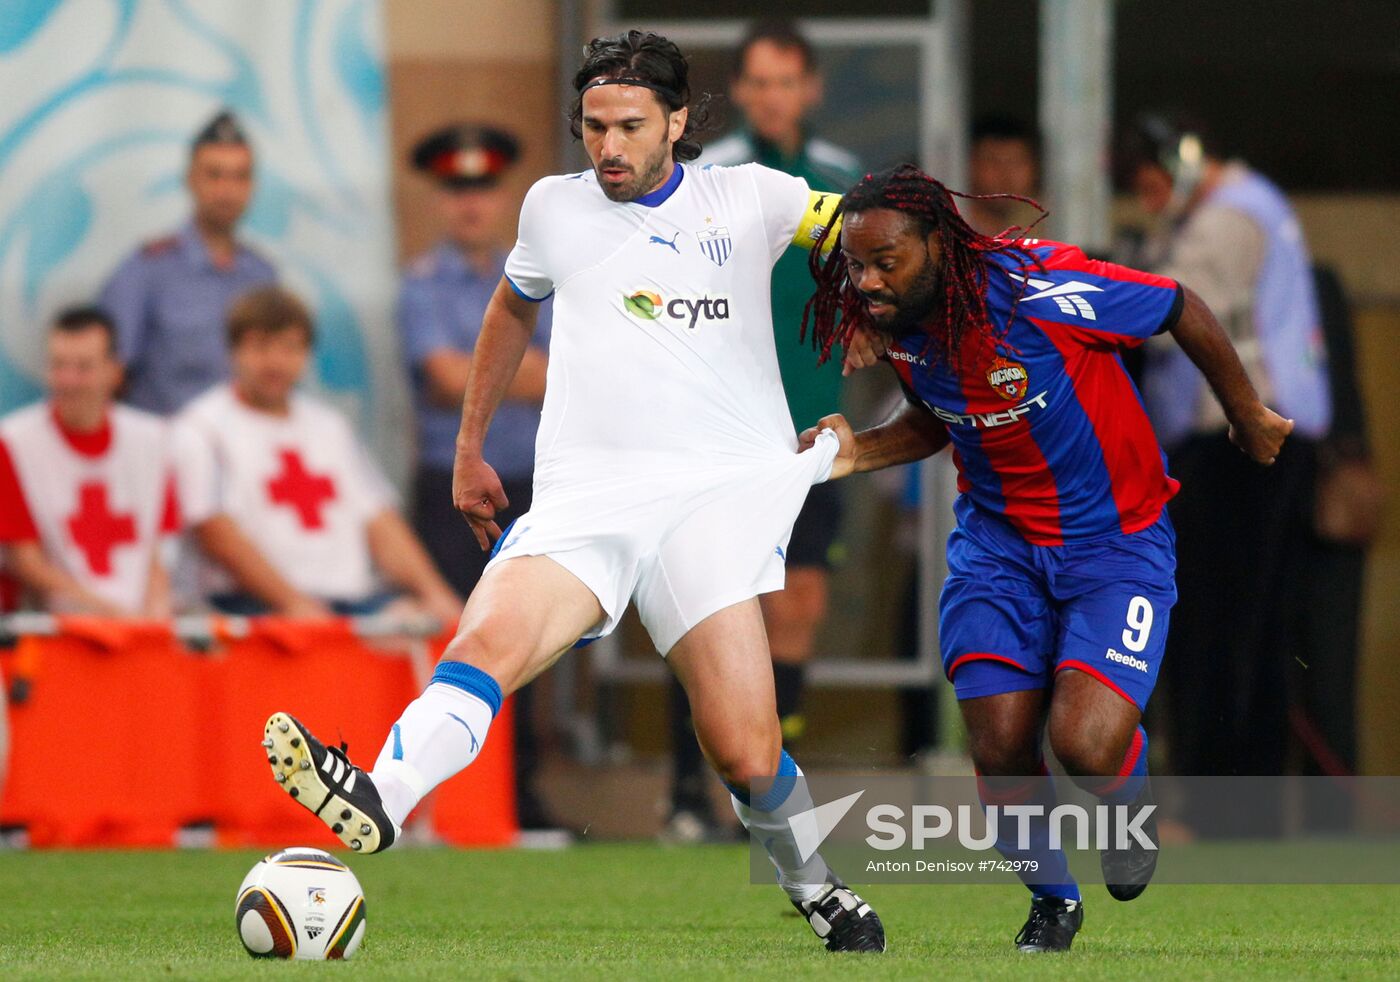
left=800, top=165, right=1293, bottom=952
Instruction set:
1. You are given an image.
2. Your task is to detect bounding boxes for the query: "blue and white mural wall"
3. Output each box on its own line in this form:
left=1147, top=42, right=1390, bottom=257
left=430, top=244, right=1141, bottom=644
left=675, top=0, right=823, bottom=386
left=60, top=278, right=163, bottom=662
left=0, top=0, right=408, bottom=477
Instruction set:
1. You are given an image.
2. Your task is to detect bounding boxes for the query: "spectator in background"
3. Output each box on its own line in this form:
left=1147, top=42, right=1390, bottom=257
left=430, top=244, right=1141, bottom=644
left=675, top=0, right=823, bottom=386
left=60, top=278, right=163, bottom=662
left=666, top=20, right=862, bottom=842
left=0, top=307, right=178, bottom=616
left=100, top=109, right=276, bottom=415
left=1297, top=264, right=1382, bottom=802
left=964, top=114, right=1043, bottom=238
left=1122, top=114, right=1332, bottom=790
left=400, top=125, right=549, bottom=623
left=398, top=125, right=562, bottom=837
left=174, top=287, right=460, bottom=624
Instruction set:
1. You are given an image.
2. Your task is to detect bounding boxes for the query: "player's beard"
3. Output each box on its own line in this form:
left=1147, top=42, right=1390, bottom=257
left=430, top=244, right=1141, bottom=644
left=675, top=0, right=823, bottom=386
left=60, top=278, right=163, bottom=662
left=861, top=252, right=942, bottom=339
left=596, top=140, right=673, bottom=203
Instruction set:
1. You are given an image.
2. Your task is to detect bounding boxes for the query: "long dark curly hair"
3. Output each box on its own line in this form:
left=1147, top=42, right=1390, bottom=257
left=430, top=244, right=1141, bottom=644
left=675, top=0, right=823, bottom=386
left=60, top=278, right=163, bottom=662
left=569, top=30, right=712, bottom=162
left=802, top=164, right=1046, bottom=369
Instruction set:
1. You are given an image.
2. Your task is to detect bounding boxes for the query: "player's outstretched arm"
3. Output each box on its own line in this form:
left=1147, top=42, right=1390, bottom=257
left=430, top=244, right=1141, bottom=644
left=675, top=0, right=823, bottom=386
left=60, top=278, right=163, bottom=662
left=798, top=401, right=949, bottom=480
left=453, top=278, right=543, bottom=549
left=1168, top=286, right=1294, bottom=465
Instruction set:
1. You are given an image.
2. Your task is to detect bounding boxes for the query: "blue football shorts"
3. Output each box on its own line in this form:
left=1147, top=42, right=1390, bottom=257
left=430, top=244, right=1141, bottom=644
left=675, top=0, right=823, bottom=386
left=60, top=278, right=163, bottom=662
left=939, top=501, right=1177, bottom=710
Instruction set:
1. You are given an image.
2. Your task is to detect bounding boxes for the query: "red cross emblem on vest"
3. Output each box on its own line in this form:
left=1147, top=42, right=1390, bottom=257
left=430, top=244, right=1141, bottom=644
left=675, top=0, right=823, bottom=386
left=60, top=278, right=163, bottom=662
left=266, top=448, right=336, bottom=529
left=67, top=481, right=137, bottom=576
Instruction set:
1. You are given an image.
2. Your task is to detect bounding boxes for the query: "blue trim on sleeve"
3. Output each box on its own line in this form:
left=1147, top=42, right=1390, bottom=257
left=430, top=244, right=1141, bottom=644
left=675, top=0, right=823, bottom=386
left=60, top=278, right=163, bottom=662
left=726, top=750, right=799, bottom=812
left=1154, top=283, right=1186, bottom=335
left=633, top=163, right=685, bottom=207
left=505, top=275, right=552, bottom=303
left=430, top=661, right=503, bottom=717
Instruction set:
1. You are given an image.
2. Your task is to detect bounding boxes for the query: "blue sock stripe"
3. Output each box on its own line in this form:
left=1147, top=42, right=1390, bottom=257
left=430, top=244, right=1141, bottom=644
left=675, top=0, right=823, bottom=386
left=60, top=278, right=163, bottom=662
left=730, top=750, right=799, bottom=813
left=753, top=750, right=799, bottom=812
left=430, top=661, right=503, bottom=717
left=391, top=723, right=403, bottom=760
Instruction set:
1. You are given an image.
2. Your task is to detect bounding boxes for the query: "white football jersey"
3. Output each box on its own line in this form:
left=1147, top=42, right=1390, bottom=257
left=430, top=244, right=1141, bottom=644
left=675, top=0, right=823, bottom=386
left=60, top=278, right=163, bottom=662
left=504, top=163, right=816, bottom=499
left=0, top=403, right=174, bottom=612
left=174, top=385, right=395, bottom=603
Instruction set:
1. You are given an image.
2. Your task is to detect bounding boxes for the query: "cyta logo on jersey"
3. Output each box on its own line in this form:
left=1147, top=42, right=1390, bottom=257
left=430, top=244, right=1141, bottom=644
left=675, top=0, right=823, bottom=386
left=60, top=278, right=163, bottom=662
left=624, top=290, right=732, bottom=332
left=623, top=290, right=663, bottom=320
left=986, top=356, right=1029, bottom=401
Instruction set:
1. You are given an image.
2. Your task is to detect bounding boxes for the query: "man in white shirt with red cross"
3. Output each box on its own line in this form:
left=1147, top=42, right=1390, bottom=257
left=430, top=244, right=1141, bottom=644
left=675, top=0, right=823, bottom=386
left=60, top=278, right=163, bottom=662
left=174, top=286, right=460, bottom=624
left=262, top=30, right=884, bottom=954
left=0, top=307, right=178, bottom=616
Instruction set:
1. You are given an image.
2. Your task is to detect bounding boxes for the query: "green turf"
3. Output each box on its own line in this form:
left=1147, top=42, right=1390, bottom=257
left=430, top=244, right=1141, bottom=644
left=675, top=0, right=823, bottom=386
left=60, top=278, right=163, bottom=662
left=2, top=845, right=1396, bottom=980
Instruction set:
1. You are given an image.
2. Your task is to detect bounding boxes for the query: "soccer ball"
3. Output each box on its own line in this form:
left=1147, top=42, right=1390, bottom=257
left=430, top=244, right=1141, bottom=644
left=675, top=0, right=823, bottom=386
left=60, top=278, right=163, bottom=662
left=235, top=847, right=366, bottom=960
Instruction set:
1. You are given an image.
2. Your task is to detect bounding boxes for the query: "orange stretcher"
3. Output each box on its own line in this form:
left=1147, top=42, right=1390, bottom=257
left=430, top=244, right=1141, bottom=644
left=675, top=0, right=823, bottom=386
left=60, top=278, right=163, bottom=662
left=0, top=618, right=516, bottom=848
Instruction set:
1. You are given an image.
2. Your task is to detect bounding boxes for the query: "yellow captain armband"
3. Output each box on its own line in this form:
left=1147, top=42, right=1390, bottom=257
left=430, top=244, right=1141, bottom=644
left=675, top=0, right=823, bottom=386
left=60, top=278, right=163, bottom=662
left=792, top=190, right=843, bottom=256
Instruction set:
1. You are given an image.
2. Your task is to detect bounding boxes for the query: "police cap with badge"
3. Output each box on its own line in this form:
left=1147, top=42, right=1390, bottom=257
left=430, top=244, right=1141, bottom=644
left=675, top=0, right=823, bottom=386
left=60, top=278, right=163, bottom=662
left=411, top=124, right=520, bottom=189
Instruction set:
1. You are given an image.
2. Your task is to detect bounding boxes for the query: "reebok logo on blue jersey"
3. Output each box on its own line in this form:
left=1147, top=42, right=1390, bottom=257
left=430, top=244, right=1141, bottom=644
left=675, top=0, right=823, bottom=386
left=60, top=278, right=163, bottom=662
left=1009, top=272, right=1104, bottom=320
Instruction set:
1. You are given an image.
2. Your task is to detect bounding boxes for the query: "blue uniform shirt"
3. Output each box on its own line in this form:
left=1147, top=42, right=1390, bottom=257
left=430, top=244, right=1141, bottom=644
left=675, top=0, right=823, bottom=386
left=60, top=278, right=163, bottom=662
left=99, top=222, right=277, bottom=415
left=398, top=242, right=552, bottom=477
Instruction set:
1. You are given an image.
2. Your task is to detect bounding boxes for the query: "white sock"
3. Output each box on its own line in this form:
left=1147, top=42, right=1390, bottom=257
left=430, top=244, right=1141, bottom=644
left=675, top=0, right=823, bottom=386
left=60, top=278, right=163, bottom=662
left=730, top=754, right=830, bottom=904
left=370, top=680, right=496, bottom=827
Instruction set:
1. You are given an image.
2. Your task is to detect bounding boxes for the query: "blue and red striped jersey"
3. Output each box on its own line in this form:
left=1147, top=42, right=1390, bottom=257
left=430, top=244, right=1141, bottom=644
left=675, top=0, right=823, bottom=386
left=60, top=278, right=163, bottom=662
left=890, top=239, right=1184, bottom=545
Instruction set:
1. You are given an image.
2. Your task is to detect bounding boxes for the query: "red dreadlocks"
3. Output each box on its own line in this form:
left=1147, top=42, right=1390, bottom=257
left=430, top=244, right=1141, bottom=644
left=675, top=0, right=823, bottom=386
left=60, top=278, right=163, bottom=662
left=802, top=163, right=1047, bottom=369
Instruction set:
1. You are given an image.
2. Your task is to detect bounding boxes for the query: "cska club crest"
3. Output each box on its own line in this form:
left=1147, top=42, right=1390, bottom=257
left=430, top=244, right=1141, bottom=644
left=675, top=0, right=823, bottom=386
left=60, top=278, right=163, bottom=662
left=986, top=356, right=1029, bottom=401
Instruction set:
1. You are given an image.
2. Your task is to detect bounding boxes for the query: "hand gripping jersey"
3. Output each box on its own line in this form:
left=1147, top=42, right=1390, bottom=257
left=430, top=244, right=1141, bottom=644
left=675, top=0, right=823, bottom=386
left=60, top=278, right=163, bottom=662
left=890, top=240, right=1185, bottom=545
left=494, top=163, right=842, bottom=653
left=0, top=403, right=177, bottom=612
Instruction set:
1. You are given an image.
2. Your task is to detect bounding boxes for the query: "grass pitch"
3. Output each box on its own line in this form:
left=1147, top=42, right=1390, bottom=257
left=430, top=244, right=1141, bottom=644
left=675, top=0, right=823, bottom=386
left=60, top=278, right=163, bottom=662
left=2, top=844, right=1396, bottom=980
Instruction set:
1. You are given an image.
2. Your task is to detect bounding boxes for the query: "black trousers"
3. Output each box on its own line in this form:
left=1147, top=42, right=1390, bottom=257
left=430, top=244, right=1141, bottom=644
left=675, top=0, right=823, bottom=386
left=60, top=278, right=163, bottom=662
left=411, top=466, right=542, bottom=801
left=1295, top=537, right=1364, bottom=778
left=1161, top=432, right=1318, bottom=783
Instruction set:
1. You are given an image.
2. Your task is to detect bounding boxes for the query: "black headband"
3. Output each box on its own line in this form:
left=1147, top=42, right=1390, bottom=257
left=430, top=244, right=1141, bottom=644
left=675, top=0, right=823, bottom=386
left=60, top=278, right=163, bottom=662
left=580, top=75, right=682, bottom=106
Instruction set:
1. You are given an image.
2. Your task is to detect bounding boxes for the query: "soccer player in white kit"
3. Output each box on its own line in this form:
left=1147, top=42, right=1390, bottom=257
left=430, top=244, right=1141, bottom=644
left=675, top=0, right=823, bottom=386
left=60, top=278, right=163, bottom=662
left=264, top=30, right=884, bottom=953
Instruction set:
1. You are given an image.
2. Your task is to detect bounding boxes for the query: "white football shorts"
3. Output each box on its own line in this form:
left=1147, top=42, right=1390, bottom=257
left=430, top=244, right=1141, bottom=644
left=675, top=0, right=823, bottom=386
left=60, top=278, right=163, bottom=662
left=484, top=430, right=840, bottom=655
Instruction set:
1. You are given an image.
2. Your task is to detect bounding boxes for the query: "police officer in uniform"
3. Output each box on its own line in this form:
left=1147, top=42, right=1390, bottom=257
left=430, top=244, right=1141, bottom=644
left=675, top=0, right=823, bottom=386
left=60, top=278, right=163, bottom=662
left=399, top=124, right=559, bottom=836
left=100, top=110, right=276, bottom=415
